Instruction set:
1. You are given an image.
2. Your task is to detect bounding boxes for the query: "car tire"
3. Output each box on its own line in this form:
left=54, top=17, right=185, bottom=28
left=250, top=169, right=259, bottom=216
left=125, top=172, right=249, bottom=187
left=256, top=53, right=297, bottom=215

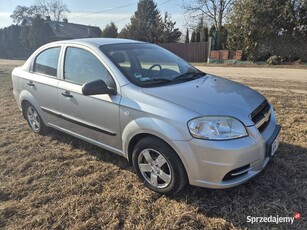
left=24, top=102, right=47, bottom=135
left=132, top=136, right=187, bottom=195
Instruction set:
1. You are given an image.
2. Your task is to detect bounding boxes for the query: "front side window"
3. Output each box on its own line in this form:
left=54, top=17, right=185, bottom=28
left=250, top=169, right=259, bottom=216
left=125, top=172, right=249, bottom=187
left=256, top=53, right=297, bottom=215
left=100, top=43, right=205, bottom=87
left=34, top=47, right=60, bottom=77
left=64, top=47, right=114, bottom=87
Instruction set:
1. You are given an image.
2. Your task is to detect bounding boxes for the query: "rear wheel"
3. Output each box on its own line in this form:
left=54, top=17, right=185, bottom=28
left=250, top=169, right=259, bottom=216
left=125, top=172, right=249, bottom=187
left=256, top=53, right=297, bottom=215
left=24, top=103, right=47, bottom=135
left=132, top=136, right=187, bottom=195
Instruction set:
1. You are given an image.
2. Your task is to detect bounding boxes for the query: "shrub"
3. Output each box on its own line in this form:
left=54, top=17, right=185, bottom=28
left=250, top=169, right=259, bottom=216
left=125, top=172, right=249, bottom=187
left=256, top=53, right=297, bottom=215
left=266, top=55, right=282, bottom=65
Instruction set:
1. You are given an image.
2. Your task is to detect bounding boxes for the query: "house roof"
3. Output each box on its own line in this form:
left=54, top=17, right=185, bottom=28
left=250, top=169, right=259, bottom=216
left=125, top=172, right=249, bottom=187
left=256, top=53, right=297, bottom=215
left=43, top=21, right=101, bottom=39
left=20, top=17, right=36, bottom=26
left=20, top=17, right=102, bottom=39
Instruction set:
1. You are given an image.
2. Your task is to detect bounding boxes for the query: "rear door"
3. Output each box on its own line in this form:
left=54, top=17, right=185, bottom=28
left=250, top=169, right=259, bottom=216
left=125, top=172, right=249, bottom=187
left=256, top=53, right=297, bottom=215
left=23, top=46, right=62, bottom=125
left=57, top=45, right=122, bottom=150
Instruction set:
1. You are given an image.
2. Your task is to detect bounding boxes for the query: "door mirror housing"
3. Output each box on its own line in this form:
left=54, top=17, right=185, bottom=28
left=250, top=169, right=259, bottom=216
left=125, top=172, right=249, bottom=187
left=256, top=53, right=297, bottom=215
left=82, top=79, right=116, bottom=96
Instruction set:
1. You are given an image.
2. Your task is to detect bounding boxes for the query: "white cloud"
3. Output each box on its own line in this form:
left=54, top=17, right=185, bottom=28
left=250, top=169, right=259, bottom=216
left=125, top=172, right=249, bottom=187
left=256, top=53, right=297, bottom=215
left=0, top=13, right=13, bottom=29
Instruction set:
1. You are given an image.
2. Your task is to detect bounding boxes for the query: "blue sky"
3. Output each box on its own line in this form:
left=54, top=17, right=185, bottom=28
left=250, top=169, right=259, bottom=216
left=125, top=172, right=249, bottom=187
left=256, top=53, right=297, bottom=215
left=0, top=0, right=186, bottom=31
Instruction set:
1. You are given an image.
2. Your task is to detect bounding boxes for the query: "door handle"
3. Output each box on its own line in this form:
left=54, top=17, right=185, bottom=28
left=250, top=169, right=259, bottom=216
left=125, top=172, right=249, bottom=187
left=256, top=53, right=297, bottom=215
left=61, top=91, right=73, bottom=98
left=27, top=81, right=35, bottom=87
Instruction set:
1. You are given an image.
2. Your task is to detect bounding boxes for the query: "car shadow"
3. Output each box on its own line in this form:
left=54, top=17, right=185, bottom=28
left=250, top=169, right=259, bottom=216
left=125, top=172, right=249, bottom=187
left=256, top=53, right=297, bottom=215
left=47, top=128, right=131, bottom=170
left=46, top=129, right=305, bottom=228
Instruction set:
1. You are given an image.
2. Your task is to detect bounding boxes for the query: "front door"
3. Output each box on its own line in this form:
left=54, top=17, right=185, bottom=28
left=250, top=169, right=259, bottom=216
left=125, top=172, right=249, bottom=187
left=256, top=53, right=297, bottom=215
left=57, top=46, right=121, bottom=151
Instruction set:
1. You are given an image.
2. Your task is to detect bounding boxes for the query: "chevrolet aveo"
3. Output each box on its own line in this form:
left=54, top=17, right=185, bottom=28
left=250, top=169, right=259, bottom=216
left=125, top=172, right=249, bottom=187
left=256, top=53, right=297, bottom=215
left=12, top=38, right=281, bottom=195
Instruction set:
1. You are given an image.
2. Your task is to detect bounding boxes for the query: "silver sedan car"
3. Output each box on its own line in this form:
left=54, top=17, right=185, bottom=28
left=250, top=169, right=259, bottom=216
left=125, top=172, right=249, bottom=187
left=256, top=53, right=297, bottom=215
left=12, top=38, right=281, bottom=195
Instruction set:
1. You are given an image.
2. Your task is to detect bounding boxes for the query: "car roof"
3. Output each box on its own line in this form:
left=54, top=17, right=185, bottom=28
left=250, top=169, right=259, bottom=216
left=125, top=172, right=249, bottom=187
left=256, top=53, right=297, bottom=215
left=49, top=38, right=146, bottom=47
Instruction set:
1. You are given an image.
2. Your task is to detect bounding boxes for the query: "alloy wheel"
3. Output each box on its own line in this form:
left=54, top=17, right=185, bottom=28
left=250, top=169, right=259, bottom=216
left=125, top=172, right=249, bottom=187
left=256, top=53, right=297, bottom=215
left=26, top=106, right=41, bottom=132
left=137, top=148, right=172, bottom=189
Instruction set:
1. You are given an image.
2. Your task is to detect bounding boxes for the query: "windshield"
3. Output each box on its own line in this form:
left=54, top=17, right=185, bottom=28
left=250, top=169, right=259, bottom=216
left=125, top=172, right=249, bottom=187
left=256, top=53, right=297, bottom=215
left=100, top=43, right=206, bottom=87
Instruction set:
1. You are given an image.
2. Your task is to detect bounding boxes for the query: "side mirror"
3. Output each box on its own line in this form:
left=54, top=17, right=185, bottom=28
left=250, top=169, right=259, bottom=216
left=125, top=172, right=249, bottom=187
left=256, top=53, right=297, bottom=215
left=82, top=79, right=116, bottom=96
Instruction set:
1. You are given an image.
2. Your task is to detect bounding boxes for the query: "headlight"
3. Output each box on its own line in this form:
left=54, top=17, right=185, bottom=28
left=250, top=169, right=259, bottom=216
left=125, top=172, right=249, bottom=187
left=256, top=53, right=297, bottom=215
left=188, top=116, right=248, bottom=140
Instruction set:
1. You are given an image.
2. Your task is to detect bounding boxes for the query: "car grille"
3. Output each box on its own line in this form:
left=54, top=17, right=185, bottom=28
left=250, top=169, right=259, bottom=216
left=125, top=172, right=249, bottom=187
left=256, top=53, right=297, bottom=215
left=250, top=100, right=271, bottom=132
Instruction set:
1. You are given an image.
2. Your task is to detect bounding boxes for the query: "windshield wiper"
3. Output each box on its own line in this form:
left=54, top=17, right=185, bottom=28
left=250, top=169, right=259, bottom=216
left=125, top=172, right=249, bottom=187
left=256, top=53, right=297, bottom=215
left=173, top=71, right=205, bottom=82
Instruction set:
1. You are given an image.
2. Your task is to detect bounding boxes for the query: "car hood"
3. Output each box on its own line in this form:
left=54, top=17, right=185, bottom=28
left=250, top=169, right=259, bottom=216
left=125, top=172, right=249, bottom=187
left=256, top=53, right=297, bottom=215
left=141, top=75, right=265, bottom=126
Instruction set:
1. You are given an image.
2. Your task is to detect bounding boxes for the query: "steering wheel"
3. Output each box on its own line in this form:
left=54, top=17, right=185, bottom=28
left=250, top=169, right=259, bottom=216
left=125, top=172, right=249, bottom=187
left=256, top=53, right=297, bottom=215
left=148, top=64, right=162, bottom=71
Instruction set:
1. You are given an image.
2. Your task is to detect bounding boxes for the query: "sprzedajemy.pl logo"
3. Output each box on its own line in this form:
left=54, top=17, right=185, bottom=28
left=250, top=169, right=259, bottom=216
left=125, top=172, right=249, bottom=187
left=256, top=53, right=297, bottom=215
left=247, top=212, right=301, bottom=224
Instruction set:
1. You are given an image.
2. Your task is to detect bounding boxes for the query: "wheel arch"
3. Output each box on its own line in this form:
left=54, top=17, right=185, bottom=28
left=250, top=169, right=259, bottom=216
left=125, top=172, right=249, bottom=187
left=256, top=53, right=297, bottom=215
left=21, top=99, right=31, bottom=119
left=125, top=133, right=190, bottom=186
left=127, top=133, right=154, bottom=164
left=19, top=90, right=47, bottom=124
left=123, top=117, right=191, bottom=166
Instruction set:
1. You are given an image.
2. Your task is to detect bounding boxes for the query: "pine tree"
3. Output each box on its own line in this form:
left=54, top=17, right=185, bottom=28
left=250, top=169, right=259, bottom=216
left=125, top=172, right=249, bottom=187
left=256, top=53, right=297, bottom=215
left=185, top=28, right=189, bottom=43
left=124, top=0, right=162, bottom=42
left=102, top=22, right=118, bottom=38
left=190, top=30, right=196, bottom=42
left=119, top=0, right=181, bottom=43
left=200, top=26, right=208, bottom=42
left=195, top=29, right=200, bottom=42
left=159, top=12, right=181, bottom=43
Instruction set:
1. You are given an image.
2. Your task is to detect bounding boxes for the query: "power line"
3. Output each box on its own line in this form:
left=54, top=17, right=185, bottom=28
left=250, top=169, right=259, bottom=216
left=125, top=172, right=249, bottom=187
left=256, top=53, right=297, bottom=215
left=113, top=0, right=172, bottom=24
left=69, top=3, right=136, bottom=19
left=158, top=0, right=172, bottom=6
left=114, top=17, right=130, bottom=23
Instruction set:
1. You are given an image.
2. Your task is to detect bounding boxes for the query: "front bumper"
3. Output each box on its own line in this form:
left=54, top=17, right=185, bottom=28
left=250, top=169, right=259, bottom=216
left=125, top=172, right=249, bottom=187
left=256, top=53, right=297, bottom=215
left=172, top=108, right=281, bottom=189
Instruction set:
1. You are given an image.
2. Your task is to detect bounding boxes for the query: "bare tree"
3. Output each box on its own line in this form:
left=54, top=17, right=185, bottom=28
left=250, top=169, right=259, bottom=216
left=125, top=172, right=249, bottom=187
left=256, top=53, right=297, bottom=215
left=10, top=6, right=32, bottom=24
left=35, top=0, right=70, bottom=21
left=10, top=5, right=47, bottom=24
left=183, top=0, right=233, bottom=31
left=48, top=0, right=70, bottom=21
left=11, top=0, right=70, bottom=24
left=33, top=0, right=49, bottom=17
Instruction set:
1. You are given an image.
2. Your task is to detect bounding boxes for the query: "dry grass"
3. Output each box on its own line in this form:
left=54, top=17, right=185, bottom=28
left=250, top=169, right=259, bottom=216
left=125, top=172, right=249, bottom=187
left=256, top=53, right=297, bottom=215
left=0, top=62, right=306, bottom=229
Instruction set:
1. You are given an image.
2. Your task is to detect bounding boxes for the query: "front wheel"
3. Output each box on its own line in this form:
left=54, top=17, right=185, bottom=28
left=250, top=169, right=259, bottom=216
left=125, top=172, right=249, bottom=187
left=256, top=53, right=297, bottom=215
left=132, top=137, right=187, bottom=195
left=24, top=103, right=47, bottom=135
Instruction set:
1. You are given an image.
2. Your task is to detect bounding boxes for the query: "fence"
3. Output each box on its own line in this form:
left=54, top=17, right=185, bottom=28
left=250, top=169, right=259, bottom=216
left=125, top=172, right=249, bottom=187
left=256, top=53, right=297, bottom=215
left=158, top=42, right=209, bottom=62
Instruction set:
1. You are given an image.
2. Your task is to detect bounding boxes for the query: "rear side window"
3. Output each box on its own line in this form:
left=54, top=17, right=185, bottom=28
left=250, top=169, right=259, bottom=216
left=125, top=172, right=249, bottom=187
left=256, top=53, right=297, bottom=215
left=64, top=47, right=114, bottom=86
left=34, top=47, right=60, bottom=77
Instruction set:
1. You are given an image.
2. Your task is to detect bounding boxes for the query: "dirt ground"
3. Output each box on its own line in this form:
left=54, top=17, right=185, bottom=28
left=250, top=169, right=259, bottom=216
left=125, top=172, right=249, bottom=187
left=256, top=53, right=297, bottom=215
left=198, top=66, right=307, bottom=95
left=0, top=60, right=306, bottom=229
